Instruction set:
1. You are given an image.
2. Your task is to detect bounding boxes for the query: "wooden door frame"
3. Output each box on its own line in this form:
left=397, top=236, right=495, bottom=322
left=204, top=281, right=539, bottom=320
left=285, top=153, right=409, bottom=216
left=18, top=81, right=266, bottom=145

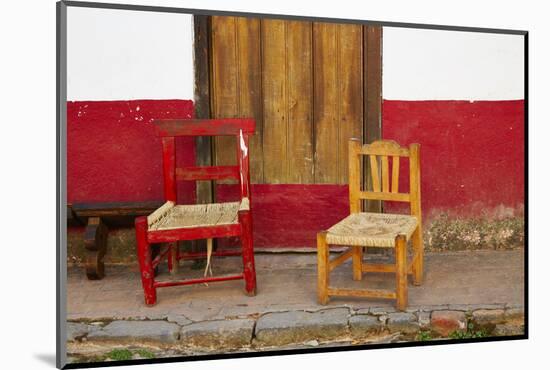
left=364, top=25, right=383, bottom=212
left=191, top=15, right=213, bottom=254
left=193, top=15, right=213, bottom=205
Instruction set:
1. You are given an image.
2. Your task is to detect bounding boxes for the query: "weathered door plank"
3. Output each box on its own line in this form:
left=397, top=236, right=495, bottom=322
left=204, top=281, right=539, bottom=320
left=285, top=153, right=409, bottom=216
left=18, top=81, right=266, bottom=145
left=211, top=16, right=238, bottom=172
left=314, top=22, right=363, bottom=184
left=211, top=17, right=263, bottom=183
left=262, top=19, right=288, bottom=183
left=287, top=21, right=314, bottom=184
left=236, top=17, right=263, bottom=183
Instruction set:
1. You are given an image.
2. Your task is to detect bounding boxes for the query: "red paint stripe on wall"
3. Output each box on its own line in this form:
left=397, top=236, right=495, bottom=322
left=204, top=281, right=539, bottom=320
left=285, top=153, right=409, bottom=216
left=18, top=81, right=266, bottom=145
left=383, top=100, right=525, bottom=218
left=67, top=99, right=524, bottom=249
left=217, top=184, right=350, bottom=248
left=67, top=100, right=196, bottom=203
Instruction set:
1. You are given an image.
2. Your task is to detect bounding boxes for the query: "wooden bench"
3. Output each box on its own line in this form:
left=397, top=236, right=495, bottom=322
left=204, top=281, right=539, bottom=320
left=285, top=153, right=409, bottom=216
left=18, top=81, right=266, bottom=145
left=68, top=201, right=163, bottom=280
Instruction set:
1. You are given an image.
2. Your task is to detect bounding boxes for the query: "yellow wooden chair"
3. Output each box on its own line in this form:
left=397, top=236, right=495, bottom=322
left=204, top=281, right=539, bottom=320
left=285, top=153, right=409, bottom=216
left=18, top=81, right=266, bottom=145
left=317, top=138, right=423, bottom=311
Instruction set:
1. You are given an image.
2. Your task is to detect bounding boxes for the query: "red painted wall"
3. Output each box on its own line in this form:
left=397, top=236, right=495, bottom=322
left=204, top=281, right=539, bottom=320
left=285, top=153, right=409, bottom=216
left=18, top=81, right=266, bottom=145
left=382, top=100, right=525, bottom=218
left=67, top=99, right=525, bottom=249
left=67, top=100, right=195, bottom=204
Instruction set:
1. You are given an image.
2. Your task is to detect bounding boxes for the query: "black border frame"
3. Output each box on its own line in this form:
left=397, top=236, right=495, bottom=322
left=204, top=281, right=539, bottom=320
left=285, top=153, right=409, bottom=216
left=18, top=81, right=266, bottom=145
left=56, top=1, right=528, bottom=369
left=57, top=1, right=68, bottom=368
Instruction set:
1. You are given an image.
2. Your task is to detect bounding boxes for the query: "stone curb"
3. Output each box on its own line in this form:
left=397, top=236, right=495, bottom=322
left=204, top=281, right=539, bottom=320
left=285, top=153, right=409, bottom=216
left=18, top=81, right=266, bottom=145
left=180, top=319, right=255, bottom=348
left=68, top=304, right=525, bottom=348
left=87, top=320, right=180, bottom=344
left=254, top=308, right=350, bottom=346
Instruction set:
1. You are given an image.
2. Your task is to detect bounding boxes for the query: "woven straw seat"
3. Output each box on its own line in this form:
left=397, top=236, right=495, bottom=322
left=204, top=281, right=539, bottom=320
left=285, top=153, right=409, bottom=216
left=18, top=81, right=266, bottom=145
left=148, top=200, right=248, bottom=231
left=326, top=212, right=418, bottom=248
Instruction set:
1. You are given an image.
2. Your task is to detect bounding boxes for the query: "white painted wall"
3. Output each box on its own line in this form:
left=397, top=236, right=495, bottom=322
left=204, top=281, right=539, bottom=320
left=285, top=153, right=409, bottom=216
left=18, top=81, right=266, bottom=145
left=383, top=27, right=524, bottom=100
left=67, top=6, right=194, bottom=101
left=66, top=5, right=524, bottom=102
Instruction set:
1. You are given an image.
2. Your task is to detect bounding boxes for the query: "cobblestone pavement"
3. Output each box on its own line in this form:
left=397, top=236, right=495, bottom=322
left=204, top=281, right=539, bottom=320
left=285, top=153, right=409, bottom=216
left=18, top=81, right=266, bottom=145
left=66, top=249, right=525, bottom=363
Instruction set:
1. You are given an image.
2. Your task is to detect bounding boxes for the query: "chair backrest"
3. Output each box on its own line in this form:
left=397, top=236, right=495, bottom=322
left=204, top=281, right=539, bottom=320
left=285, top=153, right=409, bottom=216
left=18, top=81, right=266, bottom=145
left=348, top=138, right=421, bottom=220
left=153, top=118, right=255, bottom=203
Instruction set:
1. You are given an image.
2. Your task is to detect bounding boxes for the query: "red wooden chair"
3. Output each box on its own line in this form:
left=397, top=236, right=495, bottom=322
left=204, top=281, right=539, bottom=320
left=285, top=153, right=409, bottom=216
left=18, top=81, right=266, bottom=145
left=135, top=118, right=257, bottom=306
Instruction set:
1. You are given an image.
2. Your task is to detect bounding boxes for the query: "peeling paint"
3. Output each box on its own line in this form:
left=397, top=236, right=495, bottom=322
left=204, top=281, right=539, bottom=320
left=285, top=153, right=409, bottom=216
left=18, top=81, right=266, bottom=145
left=239, top=129, right=248, bottom=158
left=67, top=99, right=195, bottom=203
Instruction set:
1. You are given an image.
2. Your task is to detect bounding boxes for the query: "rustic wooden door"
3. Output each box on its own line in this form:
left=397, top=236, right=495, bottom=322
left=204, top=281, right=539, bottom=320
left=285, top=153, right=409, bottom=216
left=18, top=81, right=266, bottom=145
left=208, top=16, right=381, bottom=186
left=198, top=15, right=382, bottom=248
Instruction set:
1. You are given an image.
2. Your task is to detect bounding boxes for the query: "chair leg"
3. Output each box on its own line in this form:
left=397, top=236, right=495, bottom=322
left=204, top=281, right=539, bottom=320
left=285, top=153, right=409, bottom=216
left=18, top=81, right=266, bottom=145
left=239, top=210, right=257, bottom=296
left=168, top=242, right=178, bottom=275
left=395, top=234, right=408, bottom=311
left=151, top=245, right=160, bottom=277
left=317, top=231, right=330, bottom=305
left=352, top=246, right=363, bottom=281
left=135, top=217, right=156, bottom=306
left=167, top=243, right=173, bottom=272
left=411, top=227, right=424, bottom=286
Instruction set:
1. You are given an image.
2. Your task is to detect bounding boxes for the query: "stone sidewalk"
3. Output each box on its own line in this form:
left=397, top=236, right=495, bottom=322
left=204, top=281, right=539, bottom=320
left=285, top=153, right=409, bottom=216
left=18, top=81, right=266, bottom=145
left=66, top=249, right=525, bottom=362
